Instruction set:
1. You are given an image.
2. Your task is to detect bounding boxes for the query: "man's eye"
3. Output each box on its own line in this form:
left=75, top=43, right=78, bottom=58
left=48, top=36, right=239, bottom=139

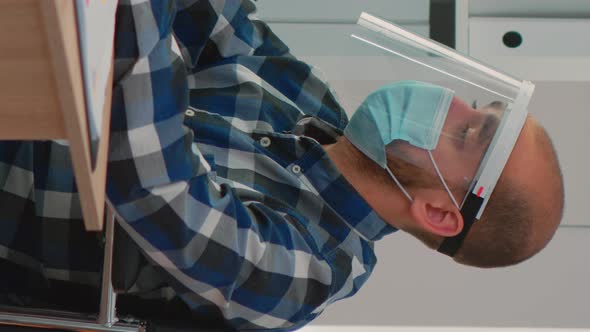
left=455, top=125, right=470, bottom=149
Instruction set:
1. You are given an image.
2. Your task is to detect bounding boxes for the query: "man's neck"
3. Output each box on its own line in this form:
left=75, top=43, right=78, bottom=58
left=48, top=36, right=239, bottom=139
left=322, top=137, right=410, bottom=230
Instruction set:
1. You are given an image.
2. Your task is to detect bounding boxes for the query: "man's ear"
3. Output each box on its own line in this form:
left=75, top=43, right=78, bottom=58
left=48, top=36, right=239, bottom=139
left=409, top=189, right=464, bottom=237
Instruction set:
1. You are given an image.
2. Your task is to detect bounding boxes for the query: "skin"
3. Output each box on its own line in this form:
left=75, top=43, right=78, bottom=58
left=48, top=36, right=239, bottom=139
left=387, top=97, right=502, bottom=204
left=323, top=112, right=556, bottom=256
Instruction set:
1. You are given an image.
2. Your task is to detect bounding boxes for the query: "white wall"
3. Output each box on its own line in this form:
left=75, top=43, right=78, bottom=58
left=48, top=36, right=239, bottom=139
left=314, top=226, right=590, bottom=328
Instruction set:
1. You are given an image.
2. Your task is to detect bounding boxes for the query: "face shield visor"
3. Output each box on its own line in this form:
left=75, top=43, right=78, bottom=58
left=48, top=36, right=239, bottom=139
left=310, top=13, right=535, bottom=256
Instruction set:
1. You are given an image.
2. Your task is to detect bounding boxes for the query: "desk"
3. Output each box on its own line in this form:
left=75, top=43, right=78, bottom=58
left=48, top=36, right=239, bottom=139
left=0, top=0, right=114, bottom=231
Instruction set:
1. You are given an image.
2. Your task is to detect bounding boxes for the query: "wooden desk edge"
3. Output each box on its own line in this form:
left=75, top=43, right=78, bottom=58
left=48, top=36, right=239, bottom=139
left=40, top=0, right=113, bottom=231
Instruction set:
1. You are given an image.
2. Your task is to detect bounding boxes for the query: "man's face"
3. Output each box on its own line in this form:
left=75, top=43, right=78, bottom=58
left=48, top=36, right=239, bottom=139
left=387, top=96, right=502, bottom=200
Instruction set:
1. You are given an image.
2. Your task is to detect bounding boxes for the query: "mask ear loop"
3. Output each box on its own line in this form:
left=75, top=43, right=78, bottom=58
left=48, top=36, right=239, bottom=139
left=384, top=151, right=461, bottom=209
left=428, top=150, right=460, bottom=209
left=385, top=166, right=413, bottom=202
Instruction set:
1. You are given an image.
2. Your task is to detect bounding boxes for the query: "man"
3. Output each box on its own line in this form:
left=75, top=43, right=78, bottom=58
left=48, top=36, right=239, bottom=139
left=0, top=0, right=563, bottom=331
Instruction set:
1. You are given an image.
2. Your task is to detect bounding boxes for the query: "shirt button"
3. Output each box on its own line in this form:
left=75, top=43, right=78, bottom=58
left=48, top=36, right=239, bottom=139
left=260, top=137, right=271, bottom=148
left=292, top=165, right=302, bottom=174
left=185, top=109, right=196, bottom=117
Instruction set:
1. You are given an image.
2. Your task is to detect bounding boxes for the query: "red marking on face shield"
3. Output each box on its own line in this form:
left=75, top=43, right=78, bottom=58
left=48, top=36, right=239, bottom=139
left=477, top=186, right=484, bottom=197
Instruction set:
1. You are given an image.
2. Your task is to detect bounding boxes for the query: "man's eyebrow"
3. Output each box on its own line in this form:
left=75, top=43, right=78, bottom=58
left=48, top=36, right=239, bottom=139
left=478, top=113, right=500, bottom=145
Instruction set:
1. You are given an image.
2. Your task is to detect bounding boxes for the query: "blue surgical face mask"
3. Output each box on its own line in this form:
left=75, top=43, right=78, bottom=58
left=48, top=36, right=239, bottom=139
left=344, top=80, right=454, bottom=167
left=343, top=80, right=459, bottom=207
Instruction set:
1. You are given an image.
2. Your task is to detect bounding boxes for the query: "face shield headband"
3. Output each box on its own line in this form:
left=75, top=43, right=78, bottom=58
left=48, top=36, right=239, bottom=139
left=348, top=13, right=535, bottom=257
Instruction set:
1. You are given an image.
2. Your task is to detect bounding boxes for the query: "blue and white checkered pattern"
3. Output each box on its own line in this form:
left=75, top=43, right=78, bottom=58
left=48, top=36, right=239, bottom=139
left=0, top=0, right=396, bottom=330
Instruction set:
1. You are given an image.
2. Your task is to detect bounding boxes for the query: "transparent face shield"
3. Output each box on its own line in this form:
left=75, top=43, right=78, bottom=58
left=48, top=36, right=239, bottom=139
left=299, top=13, right=534, bottom=256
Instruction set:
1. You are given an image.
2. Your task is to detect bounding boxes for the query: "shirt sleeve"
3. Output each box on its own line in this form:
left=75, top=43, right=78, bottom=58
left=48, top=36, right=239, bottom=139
left=108, top=0, right=359, bottom=330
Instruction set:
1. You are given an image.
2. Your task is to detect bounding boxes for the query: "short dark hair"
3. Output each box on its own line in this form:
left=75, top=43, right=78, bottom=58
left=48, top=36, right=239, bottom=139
left=454, top=122, right=564, bottom=267
left=452, top=177, right=533, bottom=267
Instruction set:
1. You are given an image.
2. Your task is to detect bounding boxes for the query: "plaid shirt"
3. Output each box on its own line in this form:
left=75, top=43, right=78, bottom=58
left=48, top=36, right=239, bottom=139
left=0, top=0, right=395, bottom=330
